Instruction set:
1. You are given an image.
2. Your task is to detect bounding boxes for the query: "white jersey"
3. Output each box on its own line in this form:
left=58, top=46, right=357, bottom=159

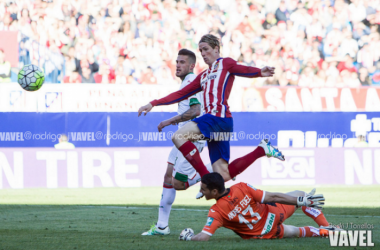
left=177, top=73, right=204, bottom=129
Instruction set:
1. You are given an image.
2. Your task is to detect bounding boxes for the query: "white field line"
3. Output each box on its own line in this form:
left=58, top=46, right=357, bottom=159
left=80, top=206, right=380, bottom=218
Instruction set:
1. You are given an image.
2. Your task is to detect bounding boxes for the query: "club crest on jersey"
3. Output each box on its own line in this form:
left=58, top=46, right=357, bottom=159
left=206, top=217, right=214, bottom=226
left=213, top=61, right=219, bottom=71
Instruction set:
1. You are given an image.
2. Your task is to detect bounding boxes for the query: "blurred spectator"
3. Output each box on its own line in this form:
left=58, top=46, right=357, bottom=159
left=353, top=23, right=371, bottom=41
left=94, top=64, right=115, bottom=84
left=80, top=66, right=95, bottom=84
left=349, top=0, right=367, bottom=23
left=337, top=55, right=357, bottom=73
left=339, top=29, right=359, bottom=58
left=262, top=13, right=277, bottom=30
left=359, top=67, right=372, bottom=86
left=65, top=47, right=77, bottom=76
left=275, top=1, right=289, bottom=23
left=54, top=134, right=75, bottom=149
left=76, top=50, right=99, bottom=74
left=369, top=62, right=380, bottom=85
left=115, top=65, right=127, bottom=84
left=63, top=70, right=81, bottom=83
left=140, top=67, right=157, bottom=84
left=357, top=43, right=377, bottom=68
left=0, top=49, right=11, bottom=82
left=354, top=135, right=368, bottom=148
left=351, top=72, right=361, bottom=87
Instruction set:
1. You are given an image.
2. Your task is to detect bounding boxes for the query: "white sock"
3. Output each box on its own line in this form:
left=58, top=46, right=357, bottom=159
left=157, top=184, right=176, bottom=229
left=187, top=163, right=213, bottom=187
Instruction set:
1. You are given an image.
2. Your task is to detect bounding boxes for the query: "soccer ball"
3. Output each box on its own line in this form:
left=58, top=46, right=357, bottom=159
left=17, top=64, right=45, bottom=91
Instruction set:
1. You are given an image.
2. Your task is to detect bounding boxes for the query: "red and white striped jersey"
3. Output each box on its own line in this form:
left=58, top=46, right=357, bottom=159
left=150, top=57, right=262, bottom=118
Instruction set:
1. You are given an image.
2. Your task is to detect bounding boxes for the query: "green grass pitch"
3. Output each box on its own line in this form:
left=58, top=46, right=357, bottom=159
left=0, top=185, right=379, bottom=250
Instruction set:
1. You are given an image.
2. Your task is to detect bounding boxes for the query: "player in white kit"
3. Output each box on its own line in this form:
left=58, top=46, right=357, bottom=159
left=142, top=49, right=211, bottom=236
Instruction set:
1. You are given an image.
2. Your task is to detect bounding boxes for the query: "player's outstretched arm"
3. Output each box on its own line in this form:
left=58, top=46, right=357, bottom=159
left=260, top=66, right=275, bottom=77
left=150, top=76, right=202, bottom=107
left=138, top=103, right=153, bottom=117
left=225, top=57, right=275, bottom=78
left=157, top=104, right=201, bottom=132
left=179, top=228, right=210, bottom=241
left=263, top=191, right=325, bottom=209
left=191, top=232, right=211, bottom=241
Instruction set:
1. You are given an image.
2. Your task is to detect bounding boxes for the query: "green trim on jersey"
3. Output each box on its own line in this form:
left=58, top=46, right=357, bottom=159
left=174, top=172, right=188, bottom=182
left=181, top=72, right=194, bottom=82
left=183, top=72, right=199, bottom=106
left=189, top=98, right=201, bottom=106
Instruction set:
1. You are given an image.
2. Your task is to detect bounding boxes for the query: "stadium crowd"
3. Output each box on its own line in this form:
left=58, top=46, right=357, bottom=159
left=0, top=0, right=380, bottom=86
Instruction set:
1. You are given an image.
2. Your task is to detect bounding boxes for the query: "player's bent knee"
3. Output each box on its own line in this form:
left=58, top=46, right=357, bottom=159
left=172, top=180, right=187, bottom=190
left=282, top=225, right=300, bottom=238
left=163, top=163, right=174, bottom=184
left=212, top=161, right=231, bottom=181
left=172, top=131, right=187, bottom=147
left=163, top=173, right=172, bottom=184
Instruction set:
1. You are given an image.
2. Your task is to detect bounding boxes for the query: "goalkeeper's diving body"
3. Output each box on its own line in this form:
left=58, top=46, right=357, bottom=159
left=179, top=173, right=340, bottom=241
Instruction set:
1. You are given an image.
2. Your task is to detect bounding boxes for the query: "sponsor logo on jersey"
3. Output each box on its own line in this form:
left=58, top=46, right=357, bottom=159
left=201, top=72, right=208, bottom=82
left=206, top=217, right=214, bottom=226
left=228, top=196, right=239, bottom=206
left=261, top=213, right=275, bottom=235
left=210, top=209, right=215, bottom=213
left=200, top=74, right=217, bottom=85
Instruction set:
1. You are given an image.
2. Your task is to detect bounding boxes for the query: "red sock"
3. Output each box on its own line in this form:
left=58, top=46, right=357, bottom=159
left=178, top=141, right=209, bottom=177
left=302, top=206, right=329, bottom=227
left=298, top=226, right=322, bottom=237
left=228, top=147, right=265, bottom=179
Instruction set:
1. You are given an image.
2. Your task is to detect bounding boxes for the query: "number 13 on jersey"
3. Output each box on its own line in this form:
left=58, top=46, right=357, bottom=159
left=238, top=205, right=262, bottom=230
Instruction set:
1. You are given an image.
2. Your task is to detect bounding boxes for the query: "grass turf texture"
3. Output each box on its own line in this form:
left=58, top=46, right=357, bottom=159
left=0, top=185, right=379, bottom=250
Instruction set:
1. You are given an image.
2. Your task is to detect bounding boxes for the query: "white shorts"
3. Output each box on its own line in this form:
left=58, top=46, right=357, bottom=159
left=167, top=141, right=206, bottom=181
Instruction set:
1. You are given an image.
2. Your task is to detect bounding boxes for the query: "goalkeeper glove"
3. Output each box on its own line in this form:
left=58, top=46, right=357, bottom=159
left=297, top=194, right=325, bottom=209
left=179, top=228, right=194, bottom=241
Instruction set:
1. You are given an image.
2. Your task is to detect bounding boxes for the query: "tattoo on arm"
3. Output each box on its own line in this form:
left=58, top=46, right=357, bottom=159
left=171, top=104, right=201, bottom=124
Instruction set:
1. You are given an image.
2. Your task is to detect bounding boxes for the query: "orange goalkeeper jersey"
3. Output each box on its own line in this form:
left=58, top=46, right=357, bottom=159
left=202, top=182, right=282, bottom=238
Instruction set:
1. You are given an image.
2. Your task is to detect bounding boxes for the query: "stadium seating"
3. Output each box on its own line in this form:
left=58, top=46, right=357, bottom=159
left=0, top=0, right=379, bottom=86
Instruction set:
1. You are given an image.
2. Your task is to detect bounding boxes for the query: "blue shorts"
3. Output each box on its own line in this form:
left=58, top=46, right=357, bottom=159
left=192, top=114, right=233, bottom=164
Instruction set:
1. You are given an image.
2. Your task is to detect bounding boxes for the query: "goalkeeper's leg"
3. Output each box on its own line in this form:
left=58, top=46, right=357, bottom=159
left=291, top=188, right=329, bottom=227
left=283, top=225, right=329, bottom=238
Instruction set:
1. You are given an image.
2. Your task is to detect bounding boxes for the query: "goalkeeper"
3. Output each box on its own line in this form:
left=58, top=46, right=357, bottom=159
left=179, top=173, right=339, bottom=241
